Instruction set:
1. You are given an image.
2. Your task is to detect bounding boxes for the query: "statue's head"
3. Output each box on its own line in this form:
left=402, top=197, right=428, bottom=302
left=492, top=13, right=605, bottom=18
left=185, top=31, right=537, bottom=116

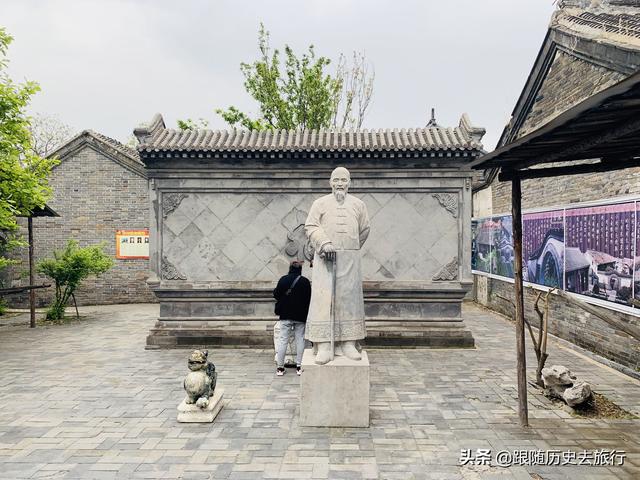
left=188, top=349, right=208, bottom=371
left=330, top=167, right=351, bottom=202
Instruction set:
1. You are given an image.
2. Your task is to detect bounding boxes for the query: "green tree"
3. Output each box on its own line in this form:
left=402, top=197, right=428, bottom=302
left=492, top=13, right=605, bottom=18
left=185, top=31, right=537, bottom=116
left=177, top=118, right=209, bottom=131
left=37, top=240, right=113, bottom=320
left=215, top=24, right=342, bottom=131
left=0, top=28, right=58, bottom=270
left=179, top=26, right=375, bottom=132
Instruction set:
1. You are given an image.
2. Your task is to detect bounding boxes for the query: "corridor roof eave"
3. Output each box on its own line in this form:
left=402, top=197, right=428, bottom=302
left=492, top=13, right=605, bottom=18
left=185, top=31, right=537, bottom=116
left=470, top=70, right=640, bottom=180
left=17, top=204, right=60, bottom=218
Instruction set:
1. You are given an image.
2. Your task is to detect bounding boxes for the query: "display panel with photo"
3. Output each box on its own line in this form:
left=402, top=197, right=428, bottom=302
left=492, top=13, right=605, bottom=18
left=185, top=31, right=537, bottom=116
left=522, top=210, right=564, bottom=288
left=565, top=203, right=635, bottom=306
left=474, top=218, right=493, bottom=274
left=116, top=229, right=150, bottom=259
left=491, top=215, right=514, bottom=278
left=471, top=219, right=479, bottom=272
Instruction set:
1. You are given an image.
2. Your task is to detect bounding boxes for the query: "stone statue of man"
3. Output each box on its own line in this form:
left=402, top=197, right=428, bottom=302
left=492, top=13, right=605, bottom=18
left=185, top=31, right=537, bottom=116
left=304, top=167, right=370, bottom=364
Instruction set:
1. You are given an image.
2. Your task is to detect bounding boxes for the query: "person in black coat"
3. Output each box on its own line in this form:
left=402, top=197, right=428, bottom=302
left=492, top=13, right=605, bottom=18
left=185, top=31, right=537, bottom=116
left=273, top=260, right=311, bottom=375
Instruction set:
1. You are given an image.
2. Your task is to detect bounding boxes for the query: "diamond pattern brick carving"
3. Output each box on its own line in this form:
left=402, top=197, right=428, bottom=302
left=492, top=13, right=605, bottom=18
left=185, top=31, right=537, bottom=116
left=178, top=194, right=207, bottom=221
left=162, top=193, right=314, bottom=281
left=433, top=257, right=459, bottom=281
left=360, top=193, right=458, bottom=281
left=191, top=208, right=220, bottom=235
left=161, top=256, right=186, bottom=280
left=163, top=229, right=189, bottom=264
left=432, top=193, right=458, bottom=218
left=162, top=191, right=460, bottom=282
left=162, top=193, right=187, bottom=218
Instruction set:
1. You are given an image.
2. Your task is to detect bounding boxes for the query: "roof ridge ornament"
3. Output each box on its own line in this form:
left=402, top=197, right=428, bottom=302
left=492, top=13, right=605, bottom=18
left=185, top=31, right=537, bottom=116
left=459, top=113, right=486, bottom=144
left=133, top=113, right=166, bottom=145
left=426, top=107, right=439, bottom=128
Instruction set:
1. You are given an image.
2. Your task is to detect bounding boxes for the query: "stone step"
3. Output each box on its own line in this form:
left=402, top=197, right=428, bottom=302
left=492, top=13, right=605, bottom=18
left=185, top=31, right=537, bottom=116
left=146, top=320, right=475, bottom=349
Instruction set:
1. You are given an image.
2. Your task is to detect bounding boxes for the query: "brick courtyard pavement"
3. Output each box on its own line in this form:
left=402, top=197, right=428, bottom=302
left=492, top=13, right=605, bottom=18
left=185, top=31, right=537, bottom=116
left=0, top=303, right=638, bottom=479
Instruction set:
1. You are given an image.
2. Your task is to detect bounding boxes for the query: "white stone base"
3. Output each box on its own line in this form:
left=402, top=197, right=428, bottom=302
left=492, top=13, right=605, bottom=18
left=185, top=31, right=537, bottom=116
left=177, top=388, right=224, bottom=423
left=299, top=349, right=369, bottom=427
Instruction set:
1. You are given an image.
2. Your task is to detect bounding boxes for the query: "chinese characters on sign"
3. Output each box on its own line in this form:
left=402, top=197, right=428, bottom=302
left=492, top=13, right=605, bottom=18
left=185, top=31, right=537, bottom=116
left=116, top=229, right=150, bottom=259
left=459, top=448, right=626, bottom=467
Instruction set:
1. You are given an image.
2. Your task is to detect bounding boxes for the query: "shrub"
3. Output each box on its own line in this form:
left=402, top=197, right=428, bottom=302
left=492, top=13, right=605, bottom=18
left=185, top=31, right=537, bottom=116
left=37, top=240, right=113, bottom=320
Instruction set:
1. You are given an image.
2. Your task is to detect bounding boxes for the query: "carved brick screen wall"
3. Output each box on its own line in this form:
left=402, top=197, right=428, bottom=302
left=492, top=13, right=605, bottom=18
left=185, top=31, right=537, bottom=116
left=159, top=192, right=460, bottom=283
left=137, top=114, right=481, bottom=347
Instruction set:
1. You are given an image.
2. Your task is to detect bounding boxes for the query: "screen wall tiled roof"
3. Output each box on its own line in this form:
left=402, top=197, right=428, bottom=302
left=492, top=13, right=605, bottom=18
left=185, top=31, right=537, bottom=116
left=135, top=113, right=485, bottom=154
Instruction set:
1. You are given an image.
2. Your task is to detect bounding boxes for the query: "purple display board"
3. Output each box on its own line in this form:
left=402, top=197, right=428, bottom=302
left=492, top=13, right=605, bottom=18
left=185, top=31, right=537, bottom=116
left=564, top=203, right=635, bottom=307
left=473, top=201, right=640, bottom=314
left=633, top=202, right=640, bottom=308
left=522, top=210, right=564, bottom=288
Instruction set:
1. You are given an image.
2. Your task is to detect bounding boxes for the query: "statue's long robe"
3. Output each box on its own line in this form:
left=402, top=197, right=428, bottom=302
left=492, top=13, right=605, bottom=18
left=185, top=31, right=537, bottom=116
left=304, top=193, right=370, bottom=342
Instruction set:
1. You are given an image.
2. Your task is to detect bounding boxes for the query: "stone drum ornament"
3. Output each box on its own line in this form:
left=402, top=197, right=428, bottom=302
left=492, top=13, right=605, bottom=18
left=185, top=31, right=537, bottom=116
left=177, top=350, right=224, bottom=423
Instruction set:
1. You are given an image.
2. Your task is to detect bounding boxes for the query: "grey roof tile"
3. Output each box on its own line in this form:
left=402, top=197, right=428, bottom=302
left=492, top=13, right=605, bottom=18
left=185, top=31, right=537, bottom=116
left=48, top=129, right=141, bottom=165
left=135, top=113, right=486, bottom=154
left=88, top=131, right=141, bottom=163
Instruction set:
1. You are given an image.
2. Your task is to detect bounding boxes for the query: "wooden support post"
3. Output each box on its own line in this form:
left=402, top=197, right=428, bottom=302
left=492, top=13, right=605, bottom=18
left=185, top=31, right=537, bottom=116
left=511, top=177, right=528, bottom=427
left=28, top=216, right=36, bottom=329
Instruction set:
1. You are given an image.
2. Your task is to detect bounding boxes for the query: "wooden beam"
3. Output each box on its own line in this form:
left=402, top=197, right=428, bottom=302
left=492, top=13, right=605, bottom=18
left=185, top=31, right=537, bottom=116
left=511, top=177, right=529, bottom=427
left=509, top=116, right=640, bottom=171
left=470, top=71, right=640, bottom=171
left=498, top=157, right=640, bottom=181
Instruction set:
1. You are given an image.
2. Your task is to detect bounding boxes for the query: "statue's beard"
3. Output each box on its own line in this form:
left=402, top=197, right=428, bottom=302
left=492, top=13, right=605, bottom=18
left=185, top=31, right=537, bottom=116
left=333, top=189, right=347, bottom=202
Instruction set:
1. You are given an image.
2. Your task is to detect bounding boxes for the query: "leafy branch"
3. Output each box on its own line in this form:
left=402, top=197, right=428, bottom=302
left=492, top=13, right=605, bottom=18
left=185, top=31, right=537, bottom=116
left=203, top=24, right=374, bottom=132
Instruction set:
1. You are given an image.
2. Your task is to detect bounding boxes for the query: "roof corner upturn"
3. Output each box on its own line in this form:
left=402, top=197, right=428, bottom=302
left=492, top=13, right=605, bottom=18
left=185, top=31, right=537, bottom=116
left=459, top=113, right=486, bottom=145
left=134, top=113, right=166, bottom=146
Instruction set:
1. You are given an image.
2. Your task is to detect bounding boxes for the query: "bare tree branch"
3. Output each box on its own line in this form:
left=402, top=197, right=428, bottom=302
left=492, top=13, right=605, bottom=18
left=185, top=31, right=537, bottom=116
left=28, top=113, right=74, bottom=157
left=333, top=51, right=374, bottom=129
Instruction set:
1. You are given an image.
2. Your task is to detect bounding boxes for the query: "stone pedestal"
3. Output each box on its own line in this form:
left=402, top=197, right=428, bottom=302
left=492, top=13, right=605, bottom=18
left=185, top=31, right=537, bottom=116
left=299, top=349, right=369, bottom=427
left=145, top=283, right=474, bottom=349
left=177, top=388, right=224, bottom=423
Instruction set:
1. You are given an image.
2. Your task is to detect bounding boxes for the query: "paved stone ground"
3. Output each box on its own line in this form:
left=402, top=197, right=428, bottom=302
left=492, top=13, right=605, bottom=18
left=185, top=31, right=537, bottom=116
left=0, top=303, right=638, bottom=479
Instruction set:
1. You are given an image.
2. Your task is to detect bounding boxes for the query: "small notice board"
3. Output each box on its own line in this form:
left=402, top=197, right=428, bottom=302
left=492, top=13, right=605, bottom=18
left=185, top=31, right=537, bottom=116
left=116, top=229, right=150, bottom=259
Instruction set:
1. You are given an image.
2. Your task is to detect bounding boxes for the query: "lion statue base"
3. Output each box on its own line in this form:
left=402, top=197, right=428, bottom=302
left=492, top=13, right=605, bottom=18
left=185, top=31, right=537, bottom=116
left=177, top=350, right=224, bottom=423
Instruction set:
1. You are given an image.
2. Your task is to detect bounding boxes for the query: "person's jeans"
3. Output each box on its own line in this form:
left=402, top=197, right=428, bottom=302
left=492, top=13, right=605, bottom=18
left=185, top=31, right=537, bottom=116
left=276, top=320, right=306, bottom=367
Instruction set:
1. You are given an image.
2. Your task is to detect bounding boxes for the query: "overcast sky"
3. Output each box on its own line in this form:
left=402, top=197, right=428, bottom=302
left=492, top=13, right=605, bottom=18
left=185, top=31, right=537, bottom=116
left=3, top=0, right=557, bottom=150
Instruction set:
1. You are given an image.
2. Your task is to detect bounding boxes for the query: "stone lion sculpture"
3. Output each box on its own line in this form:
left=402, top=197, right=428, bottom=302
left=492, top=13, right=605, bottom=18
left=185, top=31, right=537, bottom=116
left=183, top=350, right=217, bottom=409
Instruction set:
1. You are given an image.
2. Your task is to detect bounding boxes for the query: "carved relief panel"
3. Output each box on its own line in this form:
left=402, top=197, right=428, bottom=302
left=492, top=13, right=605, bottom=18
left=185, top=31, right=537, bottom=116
left=160, top=190, right=460, bottom=283
left=358, top=192, right=459, bottom=281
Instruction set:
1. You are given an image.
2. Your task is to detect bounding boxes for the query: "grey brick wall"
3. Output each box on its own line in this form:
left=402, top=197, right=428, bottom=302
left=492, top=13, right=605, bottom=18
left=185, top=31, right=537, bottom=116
left=492, top=167, right=640, bottom=215
left=4, top=143, right=156, bottom=307
left=473, top=275, right=639, bottom=370
left=517, top=50, right=624, bottom=139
